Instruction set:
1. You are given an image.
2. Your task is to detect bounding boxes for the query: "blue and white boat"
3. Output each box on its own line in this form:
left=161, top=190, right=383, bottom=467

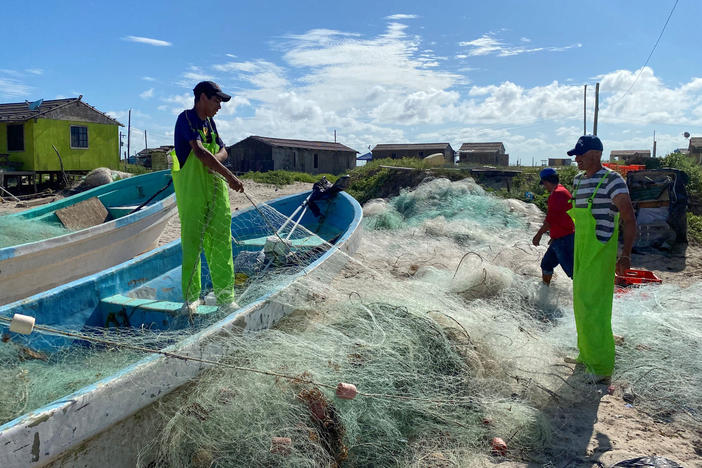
left=0, top=185, right=362, bottom=467
left=0, top=170, right=176, bottom=306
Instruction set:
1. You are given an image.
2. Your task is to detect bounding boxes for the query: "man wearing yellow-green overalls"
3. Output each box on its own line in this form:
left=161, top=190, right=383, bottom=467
left=566, top=135, right=636, bottom=382
left=173, top=81, right=244, bottom=308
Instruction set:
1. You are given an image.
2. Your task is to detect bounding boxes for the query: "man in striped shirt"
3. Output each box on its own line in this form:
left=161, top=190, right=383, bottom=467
left=567, top=135, right=636, bottom=381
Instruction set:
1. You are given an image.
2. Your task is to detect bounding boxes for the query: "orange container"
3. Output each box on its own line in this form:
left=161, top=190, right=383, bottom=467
left=615, top=269, right=662, bottom=287
left=603, top=163, right=646, bottom=177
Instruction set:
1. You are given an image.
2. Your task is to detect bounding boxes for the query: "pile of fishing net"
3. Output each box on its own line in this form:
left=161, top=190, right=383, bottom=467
left=0, top=215, right=72, bottom=249
left=1, top=177, right=699, bottom=466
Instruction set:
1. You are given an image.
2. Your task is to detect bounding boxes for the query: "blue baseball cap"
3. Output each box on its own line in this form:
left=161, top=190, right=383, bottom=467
left=567, top=134, right=603, bottom=156
left=539, top=167, right=557, bottom=184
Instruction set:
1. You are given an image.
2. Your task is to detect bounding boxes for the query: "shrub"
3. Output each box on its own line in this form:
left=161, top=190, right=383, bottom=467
left=240, top=170, right=339, bottom=186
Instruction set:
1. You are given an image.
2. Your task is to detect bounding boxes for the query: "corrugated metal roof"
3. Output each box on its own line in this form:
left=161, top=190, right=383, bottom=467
left=610, top=150, right=651, bottom=156
left=245, top=136, right=357, bottom=153
left=459, top=142, right=504, bottom=152
left=372, top=143, right=452, bottom=151
left=0, top=97, right=123, bottom=126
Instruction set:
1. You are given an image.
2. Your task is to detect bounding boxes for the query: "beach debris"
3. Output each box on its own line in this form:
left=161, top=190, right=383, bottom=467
left=607, top=385, right=616, bottom=395
left=612, top=455, right=683, bottom=467
left=297, top=387, right=348, bottom=463
left=270, top=437, right=292, bottom=455
left=190, top=448, right=214, bottom=468
left=622, top=385, right=637, bottom=404
left=335, top=382, right=357, bottom=400
left=490, top=437, right=507, bottom=456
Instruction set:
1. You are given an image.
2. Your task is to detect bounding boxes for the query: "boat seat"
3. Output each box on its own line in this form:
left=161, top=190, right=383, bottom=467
left=239, top=234, right=327, bottom=249
left=99, top=294, right=218, bottom=330
left=106, top=205, right=141, bottom=218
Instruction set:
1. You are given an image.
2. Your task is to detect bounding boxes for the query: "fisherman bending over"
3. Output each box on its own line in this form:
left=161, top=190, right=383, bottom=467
left=532, top=167, right=575, bottom=285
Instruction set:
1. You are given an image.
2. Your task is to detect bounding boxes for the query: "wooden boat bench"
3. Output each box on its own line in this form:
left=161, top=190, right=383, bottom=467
left=99, top=294, right=218, bottom=330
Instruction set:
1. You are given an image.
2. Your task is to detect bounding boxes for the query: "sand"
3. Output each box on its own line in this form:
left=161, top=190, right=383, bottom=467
left=1, top=180, right=700, bottom=466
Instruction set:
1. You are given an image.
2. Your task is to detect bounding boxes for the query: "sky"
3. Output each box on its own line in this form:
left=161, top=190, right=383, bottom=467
left=1, top=0, right=700, bottom=165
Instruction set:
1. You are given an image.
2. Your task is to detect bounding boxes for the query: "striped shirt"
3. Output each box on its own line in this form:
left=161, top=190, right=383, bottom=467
left=572, top=168, right=629, bottom=243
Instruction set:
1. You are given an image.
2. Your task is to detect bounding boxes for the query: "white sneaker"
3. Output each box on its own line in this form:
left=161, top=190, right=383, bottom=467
left=219, top=301, right=240, bottom=312
left=204, top=292, right=217, bottom=306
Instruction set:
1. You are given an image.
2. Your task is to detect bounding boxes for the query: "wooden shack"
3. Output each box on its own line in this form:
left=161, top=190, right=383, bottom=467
left=371, top=143, right=454, bottom=164
left=458, top=142, right=508, bottom=166
left=227, top=136, right=357, bottom=174
left=0, top=96, right=122, bottom=193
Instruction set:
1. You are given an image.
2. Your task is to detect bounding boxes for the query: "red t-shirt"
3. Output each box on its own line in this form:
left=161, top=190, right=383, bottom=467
left=546, top=184, right=575, bottom=239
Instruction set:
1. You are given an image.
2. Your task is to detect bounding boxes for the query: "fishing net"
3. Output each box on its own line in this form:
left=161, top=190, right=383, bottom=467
left=1, top=176, right=699, bottom=467
left=0, top=215, right=72, bottom=248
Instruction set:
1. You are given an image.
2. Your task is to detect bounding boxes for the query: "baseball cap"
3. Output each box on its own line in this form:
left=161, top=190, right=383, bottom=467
left=538, top=167, right=557, bottom=185
left=567, top=135, right=603, bottom=156
left=193, top=81, right=231, bottom=102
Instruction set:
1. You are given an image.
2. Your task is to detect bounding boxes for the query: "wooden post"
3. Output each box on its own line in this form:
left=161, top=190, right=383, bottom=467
left=127, top=109, right=132, bottom=161
left=583, top=84, right=587, bottom=134
left=593, top=83, right=600, bottom=135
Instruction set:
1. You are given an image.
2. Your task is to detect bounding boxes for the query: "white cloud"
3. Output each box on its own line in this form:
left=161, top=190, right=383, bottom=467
left=161, top=20, right=702, bottom=162
left=459, top=33, right=581, bottom=57
left=25, top=68, right=43, bottom=75
left=123, top=35, right=172, bottom=47
left=140, top=88, right=154, bottom=99
left=0, top=78, right=31, bottom=98
left=385, top=14, right=418, bottom=20
left=143, top=76, right=156, bottom=82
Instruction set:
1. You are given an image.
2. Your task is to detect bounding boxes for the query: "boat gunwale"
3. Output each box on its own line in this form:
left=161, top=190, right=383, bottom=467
left=0, top=191, right=362, bottom=440
left=0, top=171, right=176, bottom=260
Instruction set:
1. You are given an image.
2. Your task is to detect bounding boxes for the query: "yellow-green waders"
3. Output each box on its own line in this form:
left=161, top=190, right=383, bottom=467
left=568, top=173, right=618, bottom=376
left=171, top=126, right=235, bottom=305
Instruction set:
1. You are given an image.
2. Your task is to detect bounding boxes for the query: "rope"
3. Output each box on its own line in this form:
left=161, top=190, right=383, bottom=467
left=0, top=315, right=477, bottom=407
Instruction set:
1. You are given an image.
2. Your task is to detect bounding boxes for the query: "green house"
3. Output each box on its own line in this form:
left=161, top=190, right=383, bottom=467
left=0, top=96, right=123, bottom=173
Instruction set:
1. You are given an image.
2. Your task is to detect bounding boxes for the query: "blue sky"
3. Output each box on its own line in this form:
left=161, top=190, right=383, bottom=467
left=2, top=0, right=700, bottom=165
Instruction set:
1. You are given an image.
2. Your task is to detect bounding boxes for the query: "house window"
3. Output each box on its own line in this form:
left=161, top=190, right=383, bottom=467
left=7, top=124, right=24, bottom=151
left=419, top=151, right=424, bottom=157
left=70, top=126, right=89, bottom=148
left=314, top=153, right=318, bottom=169
left=293, top=151, right=296, bottom=168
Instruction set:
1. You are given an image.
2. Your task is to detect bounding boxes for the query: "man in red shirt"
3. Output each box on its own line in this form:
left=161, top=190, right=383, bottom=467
left=532, top=168, right=575, bottom=285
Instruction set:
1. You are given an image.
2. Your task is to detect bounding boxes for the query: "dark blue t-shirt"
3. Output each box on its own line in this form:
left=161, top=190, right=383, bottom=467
left=173, top=109, right=225, bottom=167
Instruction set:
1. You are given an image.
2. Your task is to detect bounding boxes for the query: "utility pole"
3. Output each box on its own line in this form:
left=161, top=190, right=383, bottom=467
left=593, top=83, right=600, bottom=135
left=334, top=129, right=336, bottom=143
left=144, top=130, right=148, bottom=152
left=653, top=130, right=657, bottom=158
left=127, top=109, right=132, bottom=161
left=583, top=84, right=587, bottom=135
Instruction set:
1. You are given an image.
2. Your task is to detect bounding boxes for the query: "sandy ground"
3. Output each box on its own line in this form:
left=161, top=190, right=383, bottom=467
left=2, top=180, right=700, bottom=467
left=156, top=180, right=313, bottom=246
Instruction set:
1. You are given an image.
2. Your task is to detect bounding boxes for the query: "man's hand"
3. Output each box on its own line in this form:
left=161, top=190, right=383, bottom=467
left=532, top=233, right=542, bottom=246
left=228, top=175, right=244, bottom=193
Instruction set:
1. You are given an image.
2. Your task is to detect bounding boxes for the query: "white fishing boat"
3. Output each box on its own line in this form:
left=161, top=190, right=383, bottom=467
left=0, top=170, right=176, bottom=306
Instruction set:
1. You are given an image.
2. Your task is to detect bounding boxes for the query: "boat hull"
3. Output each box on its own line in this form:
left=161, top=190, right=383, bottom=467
left=0, top=171, right=176, bottom=306
left=0, top=190, right=362, bottom=467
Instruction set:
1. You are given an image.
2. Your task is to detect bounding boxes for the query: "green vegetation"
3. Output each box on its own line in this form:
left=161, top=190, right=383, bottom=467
left=118, top=163, right=151, bottom=175
left=346, top=158, right=467, bottom=204
left=240, top=170, right=339, bottom=186
left=661, top=152, right=702, bottom=201
left=688, top=213, right=702, bottom=245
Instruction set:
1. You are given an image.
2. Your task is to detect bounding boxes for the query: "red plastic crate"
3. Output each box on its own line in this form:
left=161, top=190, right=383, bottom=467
left=615, top=268, right=662, bottom=287
left=603, top=163, right=646, bottom=177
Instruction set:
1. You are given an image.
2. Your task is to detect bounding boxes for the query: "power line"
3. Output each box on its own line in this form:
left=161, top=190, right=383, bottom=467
left=607, top=0, right=679, bottom=109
